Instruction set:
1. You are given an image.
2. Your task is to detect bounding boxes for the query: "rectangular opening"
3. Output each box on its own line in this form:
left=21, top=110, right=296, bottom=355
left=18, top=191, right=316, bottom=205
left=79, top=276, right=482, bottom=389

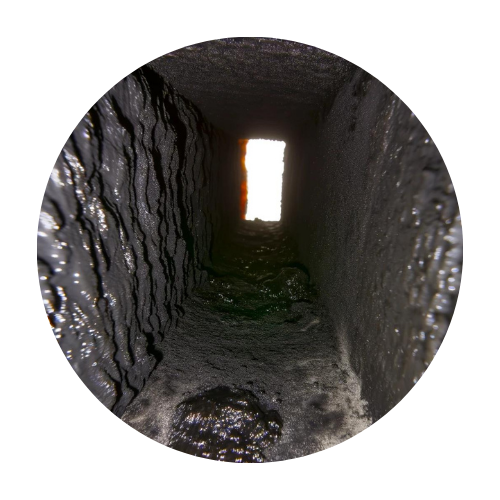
left=240, top=139, right=286, bottom=221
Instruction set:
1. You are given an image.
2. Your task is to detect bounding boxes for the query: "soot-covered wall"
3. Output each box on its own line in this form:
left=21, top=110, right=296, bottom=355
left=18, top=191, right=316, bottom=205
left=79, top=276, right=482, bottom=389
left=282, top=68, right=462, bottom=419
left=38, top=38, right=462, bottom=425
left=37, top=67, right=240, bottom=416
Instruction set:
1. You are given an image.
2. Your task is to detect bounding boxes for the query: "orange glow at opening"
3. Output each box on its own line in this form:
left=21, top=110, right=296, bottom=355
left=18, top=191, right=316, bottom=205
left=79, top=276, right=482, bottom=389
left=238, top=139, right=248, bottom=219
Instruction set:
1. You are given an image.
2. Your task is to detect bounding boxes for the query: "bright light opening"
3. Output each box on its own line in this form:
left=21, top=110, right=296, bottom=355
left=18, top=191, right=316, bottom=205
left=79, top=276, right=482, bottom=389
left=244, top=139, right=285, bottom=221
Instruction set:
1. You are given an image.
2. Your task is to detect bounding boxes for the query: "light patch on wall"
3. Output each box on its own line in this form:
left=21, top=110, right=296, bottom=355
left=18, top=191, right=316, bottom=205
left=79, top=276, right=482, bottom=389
left=245, top=139, right=285, bottom=221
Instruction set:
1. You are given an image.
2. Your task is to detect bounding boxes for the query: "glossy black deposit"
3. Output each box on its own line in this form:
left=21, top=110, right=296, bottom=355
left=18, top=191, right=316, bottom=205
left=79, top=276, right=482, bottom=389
left=169, top=387, right=282, bottom=462
left=38, top=38, right=462, bottom=461
left=122, top=221, right=371, bottom=460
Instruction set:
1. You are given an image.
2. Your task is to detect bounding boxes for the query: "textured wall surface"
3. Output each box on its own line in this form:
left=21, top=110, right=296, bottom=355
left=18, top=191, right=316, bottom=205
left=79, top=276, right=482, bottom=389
left=37, top=67, right=240, bottom=415
left=282, top=68, right=462, bottom=419
left=37, top=38, right=462, bottom=430
left=148, top=38, right=356, bottom=140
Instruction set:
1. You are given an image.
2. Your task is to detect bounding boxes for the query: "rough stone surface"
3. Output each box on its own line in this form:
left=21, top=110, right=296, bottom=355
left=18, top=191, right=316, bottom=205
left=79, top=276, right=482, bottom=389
left=148, top=37, right=356, bottom=140
left=282, top=68, right=462, bottom=419
left=37, top=67, right=240, bottom=415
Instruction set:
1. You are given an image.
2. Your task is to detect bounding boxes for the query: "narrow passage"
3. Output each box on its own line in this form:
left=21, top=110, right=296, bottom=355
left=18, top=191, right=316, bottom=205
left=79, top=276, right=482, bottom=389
left=123, top=221, right=371, bottom=461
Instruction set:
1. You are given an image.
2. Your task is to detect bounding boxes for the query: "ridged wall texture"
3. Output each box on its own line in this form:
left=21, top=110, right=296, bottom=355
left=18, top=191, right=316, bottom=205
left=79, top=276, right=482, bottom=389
left=37, top=67, right=240, bottom=416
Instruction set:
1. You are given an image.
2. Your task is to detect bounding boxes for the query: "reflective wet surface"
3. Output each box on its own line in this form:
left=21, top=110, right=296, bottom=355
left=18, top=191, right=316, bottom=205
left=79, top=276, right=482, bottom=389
left=123, top=221, right=371, bottom=461
left=35, top=36, right=462, bottom=469
left=169, top=387, right=282, bottom=462
left=197, top=221, right=316, bottom=319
